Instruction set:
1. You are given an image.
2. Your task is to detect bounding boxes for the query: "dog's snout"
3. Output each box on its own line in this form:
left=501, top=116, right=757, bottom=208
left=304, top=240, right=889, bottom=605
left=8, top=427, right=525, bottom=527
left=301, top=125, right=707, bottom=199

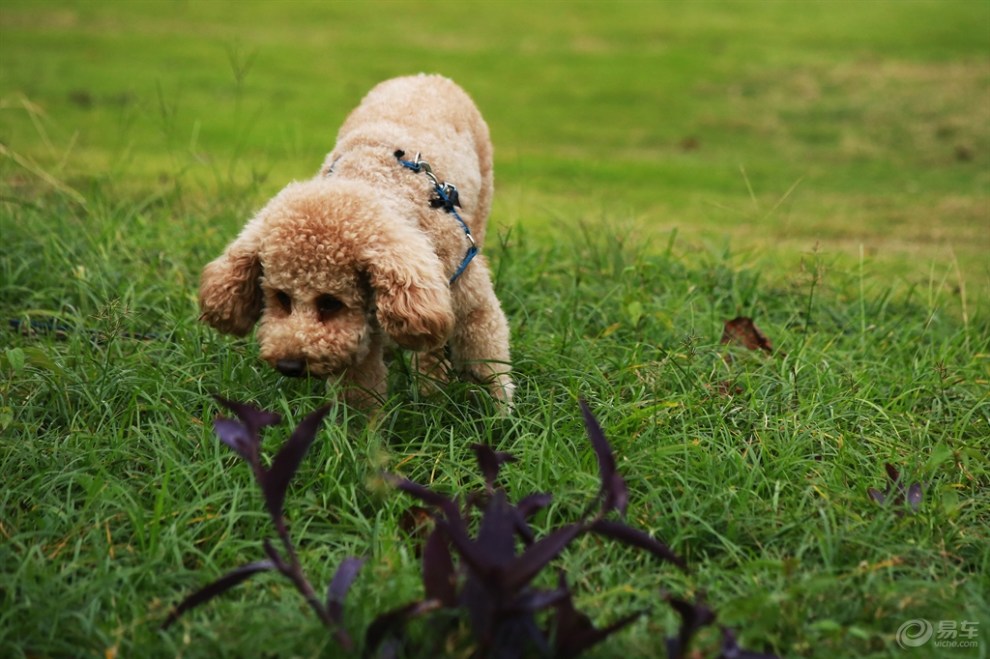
left=275, top=358, right=307, bottom=377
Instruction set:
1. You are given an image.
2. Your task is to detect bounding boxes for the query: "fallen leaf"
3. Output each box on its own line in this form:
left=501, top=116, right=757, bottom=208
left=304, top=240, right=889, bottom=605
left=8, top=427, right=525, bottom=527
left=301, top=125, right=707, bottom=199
left=721, top=317, right=774, bottom=354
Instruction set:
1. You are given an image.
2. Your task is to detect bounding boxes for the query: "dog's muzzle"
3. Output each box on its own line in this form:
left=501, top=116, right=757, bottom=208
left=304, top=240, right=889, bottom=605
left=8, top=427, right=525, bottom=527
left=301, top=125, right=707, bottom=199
left=275, top=358, right=307, bottom=378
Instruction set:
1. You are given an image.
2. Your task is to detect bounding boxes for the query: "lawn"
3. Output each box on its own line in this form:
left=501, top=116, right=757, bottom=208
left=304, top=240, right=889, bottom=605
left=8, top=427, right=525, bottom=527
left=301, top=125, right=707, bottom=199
left=1, top=1, right=988, bottom=658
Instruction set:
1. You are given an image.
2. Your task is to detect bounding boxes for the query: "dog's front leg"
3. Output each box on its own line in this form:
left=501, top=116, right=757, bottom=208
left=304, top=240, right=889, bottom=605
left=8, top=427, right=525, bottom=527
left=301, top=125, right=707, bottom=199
left=448, top=260, right=514, bottom=410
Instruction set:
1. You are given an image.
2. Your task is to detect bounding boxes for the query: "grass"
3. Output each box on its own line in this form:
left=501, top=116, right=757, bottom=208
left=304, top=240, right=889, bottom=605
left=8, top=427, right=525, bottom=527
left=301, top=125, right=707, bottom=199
left=1, top=1, right=988, bottom=657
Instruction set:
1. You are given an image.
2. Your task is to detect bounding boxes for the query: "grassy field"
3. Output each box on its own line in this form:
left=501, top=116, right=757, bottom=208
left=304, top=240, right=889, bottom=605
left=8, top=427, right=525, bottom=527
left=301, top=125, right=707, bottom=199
left=1, top=1, right=988, bottom=657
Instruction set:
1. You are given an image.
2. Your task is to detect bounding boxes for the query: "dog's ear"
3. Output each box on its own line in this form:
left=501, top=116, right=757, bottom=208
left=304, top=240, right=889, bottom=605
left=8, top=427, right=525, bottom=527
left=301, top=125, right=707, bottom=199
left=199, top=219, right=265, bottom=336
left=361, top=227, right=454, bottom=351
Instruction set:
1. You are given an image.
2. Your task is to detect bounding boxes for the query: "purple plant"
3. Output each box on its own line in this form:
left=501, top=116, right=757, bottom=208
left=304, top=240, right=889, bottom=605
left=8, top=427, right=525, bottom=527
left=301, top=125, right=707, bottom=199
left=162, top=397, right=778, bottom=658
left=162, top=397, right=363, bottom=651
left=664, top=593, right=776, bottom=659
left=867, top=463, right=924, bottom=515
left=364, top=399, right=689, bottom=657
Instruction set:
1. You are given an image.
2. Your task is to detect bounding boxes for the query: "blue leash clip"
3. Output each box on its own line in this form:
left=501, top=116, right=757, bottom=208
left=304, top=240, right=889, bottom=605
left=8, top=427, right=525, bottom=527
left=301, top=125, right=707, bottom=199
left=395, top=150, right=478, bottom=284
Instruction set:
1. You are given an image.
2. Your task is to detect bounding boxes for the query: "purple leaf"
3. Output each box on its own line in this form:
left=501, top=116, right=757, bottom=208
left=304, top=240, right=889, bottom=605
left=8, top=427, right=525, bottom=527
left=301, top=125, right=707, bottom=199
left=422, top=527, right=457, bottom=606
left=868, top=464, right=925, bottom=515
left=549, top=571, right=582, bottom=626
left=510, top=615, right=553, bottom=657
left=461, top=571, right=497, bottom=643
left=213, top=395, right=281, bottom=433
left=510, top=508, right=537, bottom=547
left=666, top=636, right=684, bottom=659
left=603, top=472, right=629, bottom=518
left=471, top=443, right=517, bottom=490
left=476, top=489, right=518, bottom=569
left=666, top=593, right=716, bottom=630
left=720, top=626, right=780, bottom=659
left=433, top=516, right=490, bottom=576
left=377, top=639, right=400, bottom=659
left=589, top=519, right=687, bottom=571
left=213, top=418, right=259, bottom=463
left=261, top=405, right=331, bottom=521
left=490, top=615, right=551, bottom=657
left=517, top=492, right=553, bottom=519
left=161, top=560, right=275, bottom=629
left=665, top=593, right=717, bottom=659
left=504, top=523, right=584, bottom=592
left=364, top=599, right=441, bottom=655
left=389, top=476, right=492, bottom=574
left=549, top=573, right=594, bottom=654
left=508, top=586, right=569, bottom=614
left=261, top=538, right=287, bottom=571
left=551, top=572, right=642, bottom=658
left=558, top=611, right=642, bottom=659
left=906, top=483, right=923, bottom=512
left=389, top=475, right=455, bottom=510
left=326, top=556, right=365, bottom=624
left=579, top=399, right=628, bottom=516
left=512, top=493, right=553, bottom=546
left=463, top=489, right=490, bottom=512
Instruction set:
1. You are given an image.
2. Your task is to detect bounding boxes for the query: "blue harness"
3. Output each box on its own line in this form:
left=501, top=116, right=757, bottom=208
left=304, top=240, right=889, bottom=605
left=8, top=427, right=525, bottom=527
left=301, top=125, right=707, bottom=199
left=394, top=150, right=478, bottom=284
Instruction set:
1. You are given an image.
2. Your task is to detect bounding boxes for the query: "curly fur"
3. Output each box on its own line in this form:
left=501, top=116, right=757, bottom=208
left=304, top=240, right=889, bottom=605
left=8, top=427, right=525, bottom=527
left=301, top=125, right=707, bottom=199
left=199, top=75, right=513, bottom=408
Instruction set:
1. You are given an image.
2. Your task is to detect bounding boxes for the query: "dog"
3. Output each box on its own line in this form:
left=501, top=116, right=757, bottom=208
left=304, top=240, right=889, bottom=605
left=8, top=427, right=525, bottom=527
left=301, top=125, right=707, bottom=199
left=199, top=74, right=513, bottom=408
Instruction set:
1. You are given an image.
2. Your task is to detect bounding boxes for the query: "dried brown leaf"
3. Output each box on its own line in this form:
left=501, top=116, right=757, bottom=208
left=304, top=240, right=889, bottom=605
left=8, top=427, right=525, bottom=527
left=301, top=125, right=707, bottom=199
left=721, top=317, right=774, bottom=354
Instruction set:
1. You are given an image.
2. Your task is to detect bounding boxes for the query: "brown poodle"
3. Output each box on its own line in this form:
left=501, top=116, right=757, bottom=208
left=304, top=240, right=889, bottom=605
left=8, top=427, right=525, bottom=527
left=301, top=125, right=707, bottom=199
left=199, top=74, right=513, bottom=408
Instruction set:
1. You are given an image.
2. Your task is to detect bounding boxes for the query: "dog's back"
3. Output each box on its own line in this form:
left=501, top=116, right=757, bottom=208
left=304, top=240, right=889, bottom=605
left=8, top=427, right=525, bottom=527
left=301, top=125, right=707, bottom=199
left=328, top=74, right=494, bottom=246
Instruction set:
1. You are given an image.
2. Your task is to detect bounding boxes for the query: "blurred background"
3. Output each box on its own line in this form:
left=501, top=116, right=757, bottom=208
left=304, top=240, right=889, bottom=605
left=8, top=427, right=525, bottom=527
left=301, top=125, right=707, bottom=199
left=2, top=0, right=988, bottom=303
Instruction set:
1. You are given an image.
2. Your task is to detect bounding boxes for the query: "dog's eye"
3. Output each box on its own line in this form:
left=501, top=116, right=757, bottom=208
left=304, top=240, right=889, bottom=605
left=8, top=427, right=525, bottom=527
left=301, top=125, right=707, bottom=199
left=316, top=294, right=344, bottom=321
left=274, top=290, right=292, bottom=313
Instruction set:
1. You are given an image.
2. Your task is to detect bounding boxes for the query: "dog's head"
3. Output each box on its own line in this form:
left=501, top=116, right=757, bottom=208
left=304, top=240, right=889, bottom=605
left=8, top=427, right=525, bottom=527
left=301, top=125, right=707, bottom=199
left=199, top=178, right=454, bottom=377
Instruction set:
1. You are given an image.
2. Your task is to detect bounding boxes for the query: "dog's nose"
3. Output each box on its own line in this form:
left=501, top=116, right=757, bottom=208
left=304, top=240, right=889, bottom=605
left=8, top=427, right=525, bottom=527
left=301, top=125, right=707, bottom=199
left=275, top=359, right=307, bottom=377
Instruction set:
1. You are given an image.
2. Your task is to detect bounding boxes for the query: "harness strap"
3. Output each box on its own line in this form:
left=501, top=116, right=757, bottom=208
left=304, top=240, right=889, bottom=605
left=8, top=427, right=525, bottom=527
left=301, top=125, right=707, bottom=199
left=394, top=150, right=478, bottom=285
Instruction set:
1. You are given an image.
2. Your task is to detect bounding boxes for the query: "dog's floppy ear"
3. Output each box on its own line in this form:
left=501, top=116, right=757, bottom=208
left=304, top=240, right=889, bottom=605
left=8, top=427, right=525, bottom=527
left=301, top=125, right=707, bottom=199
left=199, top=218, right=265, bottom=337
left=361, top=225, right=454, bottom=351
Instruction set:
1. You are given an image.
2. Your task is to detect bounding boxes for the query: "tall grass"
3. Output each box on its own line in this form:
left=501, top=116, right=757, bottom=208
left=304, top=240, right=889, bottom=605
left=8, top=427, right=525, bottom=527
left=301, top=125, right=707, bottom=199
left=2, top=181, right=987, bottom=656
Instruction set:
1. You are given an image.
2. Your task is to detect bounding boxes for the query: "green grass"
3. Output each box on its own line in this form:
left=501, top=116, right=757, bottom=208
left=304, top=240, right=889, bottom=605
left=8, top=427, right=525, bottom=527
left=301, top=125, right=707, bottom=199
left=1, top=1, right=988, bottom=657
